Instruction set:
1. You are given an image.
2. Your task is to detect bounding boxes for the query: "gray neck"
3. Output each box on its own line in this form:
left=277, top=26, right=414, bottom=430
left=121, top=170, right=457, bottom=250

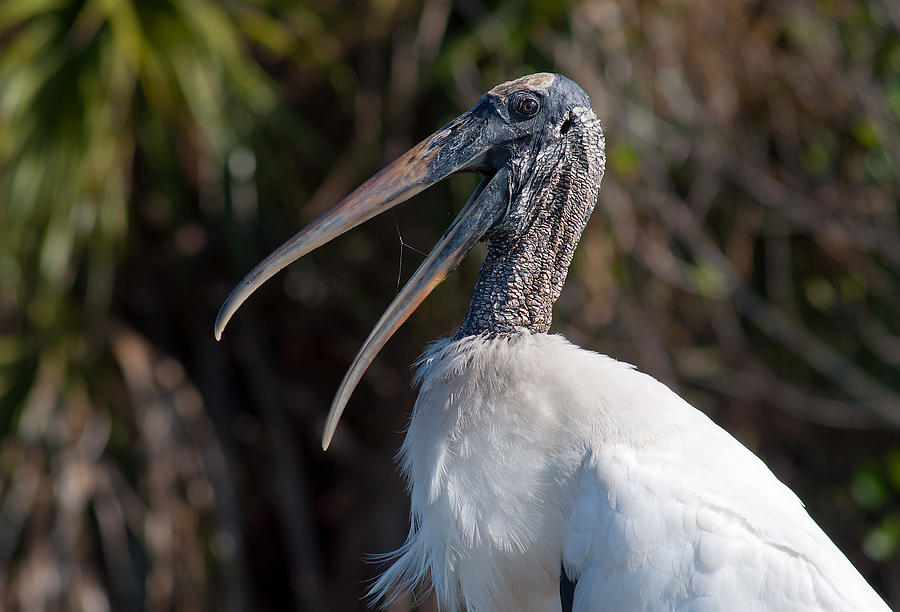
left=455, top=121, right=605, bottom=338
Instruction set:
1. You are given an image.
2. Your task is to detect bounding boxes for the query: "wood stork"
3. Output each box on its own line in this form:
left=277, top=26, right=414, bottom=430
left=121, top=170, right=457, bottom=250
left=215, top=74, right=890, bottom=611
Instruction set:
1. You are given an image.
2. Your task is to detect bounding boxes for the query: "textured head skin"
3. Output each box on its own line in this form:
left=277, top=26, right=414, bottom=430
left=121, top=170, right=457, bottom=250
left=457, top=73, right=596, bottom=175
left=454, top=73, right=606, bottom=337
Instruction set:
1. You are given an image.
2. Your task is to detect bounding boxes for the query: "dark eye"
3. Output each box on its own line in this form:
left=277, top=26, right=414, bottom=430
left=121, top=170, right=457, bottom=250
left=516, top=96, right=539, bottom=117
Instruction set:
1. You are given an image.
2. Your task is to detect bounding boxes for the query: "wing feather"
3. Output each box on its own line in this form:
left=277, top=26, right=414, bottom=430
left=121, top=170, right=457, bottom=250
left=561, top=378, right=889, bottom=611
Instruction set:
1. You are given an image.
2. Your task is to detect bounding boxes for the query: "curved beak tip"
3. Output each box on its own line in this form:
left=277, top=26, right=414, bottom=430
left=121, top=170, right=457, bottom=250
left=213, top=313, right=227, bottom=341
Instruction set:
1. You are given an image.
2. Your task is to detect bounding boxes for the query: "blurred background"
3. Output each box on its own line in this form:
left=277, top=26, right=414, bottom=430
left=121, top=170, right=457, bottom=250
left=1, top=0, right=899, bottom=609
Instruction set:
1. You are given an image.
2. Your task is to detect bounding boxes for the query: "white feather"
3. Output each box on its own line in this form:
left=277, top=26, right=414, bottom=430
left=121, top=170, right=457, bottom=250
left=369, top=332, right=889, bottom=612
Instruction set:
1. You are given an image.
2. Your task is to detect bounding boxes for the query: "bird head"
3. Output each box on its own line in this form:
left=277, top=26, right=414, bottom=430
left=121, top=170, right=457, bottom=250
left=215, top=73, right=604, bottom=449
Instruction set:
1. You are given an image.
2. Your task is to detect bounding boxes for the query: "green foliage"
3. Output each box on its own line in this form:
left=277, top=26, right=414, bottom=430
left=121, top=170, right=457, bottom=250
left=0, top=0, right=278, bottom=608
left=852, top=449, right=900, bottom=563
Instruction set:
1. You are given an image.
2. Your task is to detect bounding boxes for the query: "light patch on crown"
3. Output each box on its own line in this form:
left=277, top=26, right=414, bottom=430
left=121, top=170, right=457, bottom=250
left=489, top=73, right=557, bottom=98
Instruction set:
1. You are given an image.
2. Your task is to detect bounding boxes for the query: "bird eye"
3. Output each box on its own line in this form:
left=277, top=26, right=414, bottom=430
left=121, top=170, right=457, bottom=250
left=515, top=96, right=540, bottom=117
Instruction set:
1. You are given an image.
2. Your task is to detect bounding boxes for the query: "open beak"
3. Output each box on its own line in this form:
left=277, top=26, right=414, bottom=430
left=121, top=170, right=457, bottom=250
left=215, top=110, right=510, bottom=449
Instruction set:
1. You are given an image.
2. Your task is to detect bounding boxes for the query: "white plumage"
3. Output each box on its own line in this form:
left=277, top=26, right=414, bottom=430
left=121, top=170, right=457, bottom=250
left=371, top=333, right=889, bottom=611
